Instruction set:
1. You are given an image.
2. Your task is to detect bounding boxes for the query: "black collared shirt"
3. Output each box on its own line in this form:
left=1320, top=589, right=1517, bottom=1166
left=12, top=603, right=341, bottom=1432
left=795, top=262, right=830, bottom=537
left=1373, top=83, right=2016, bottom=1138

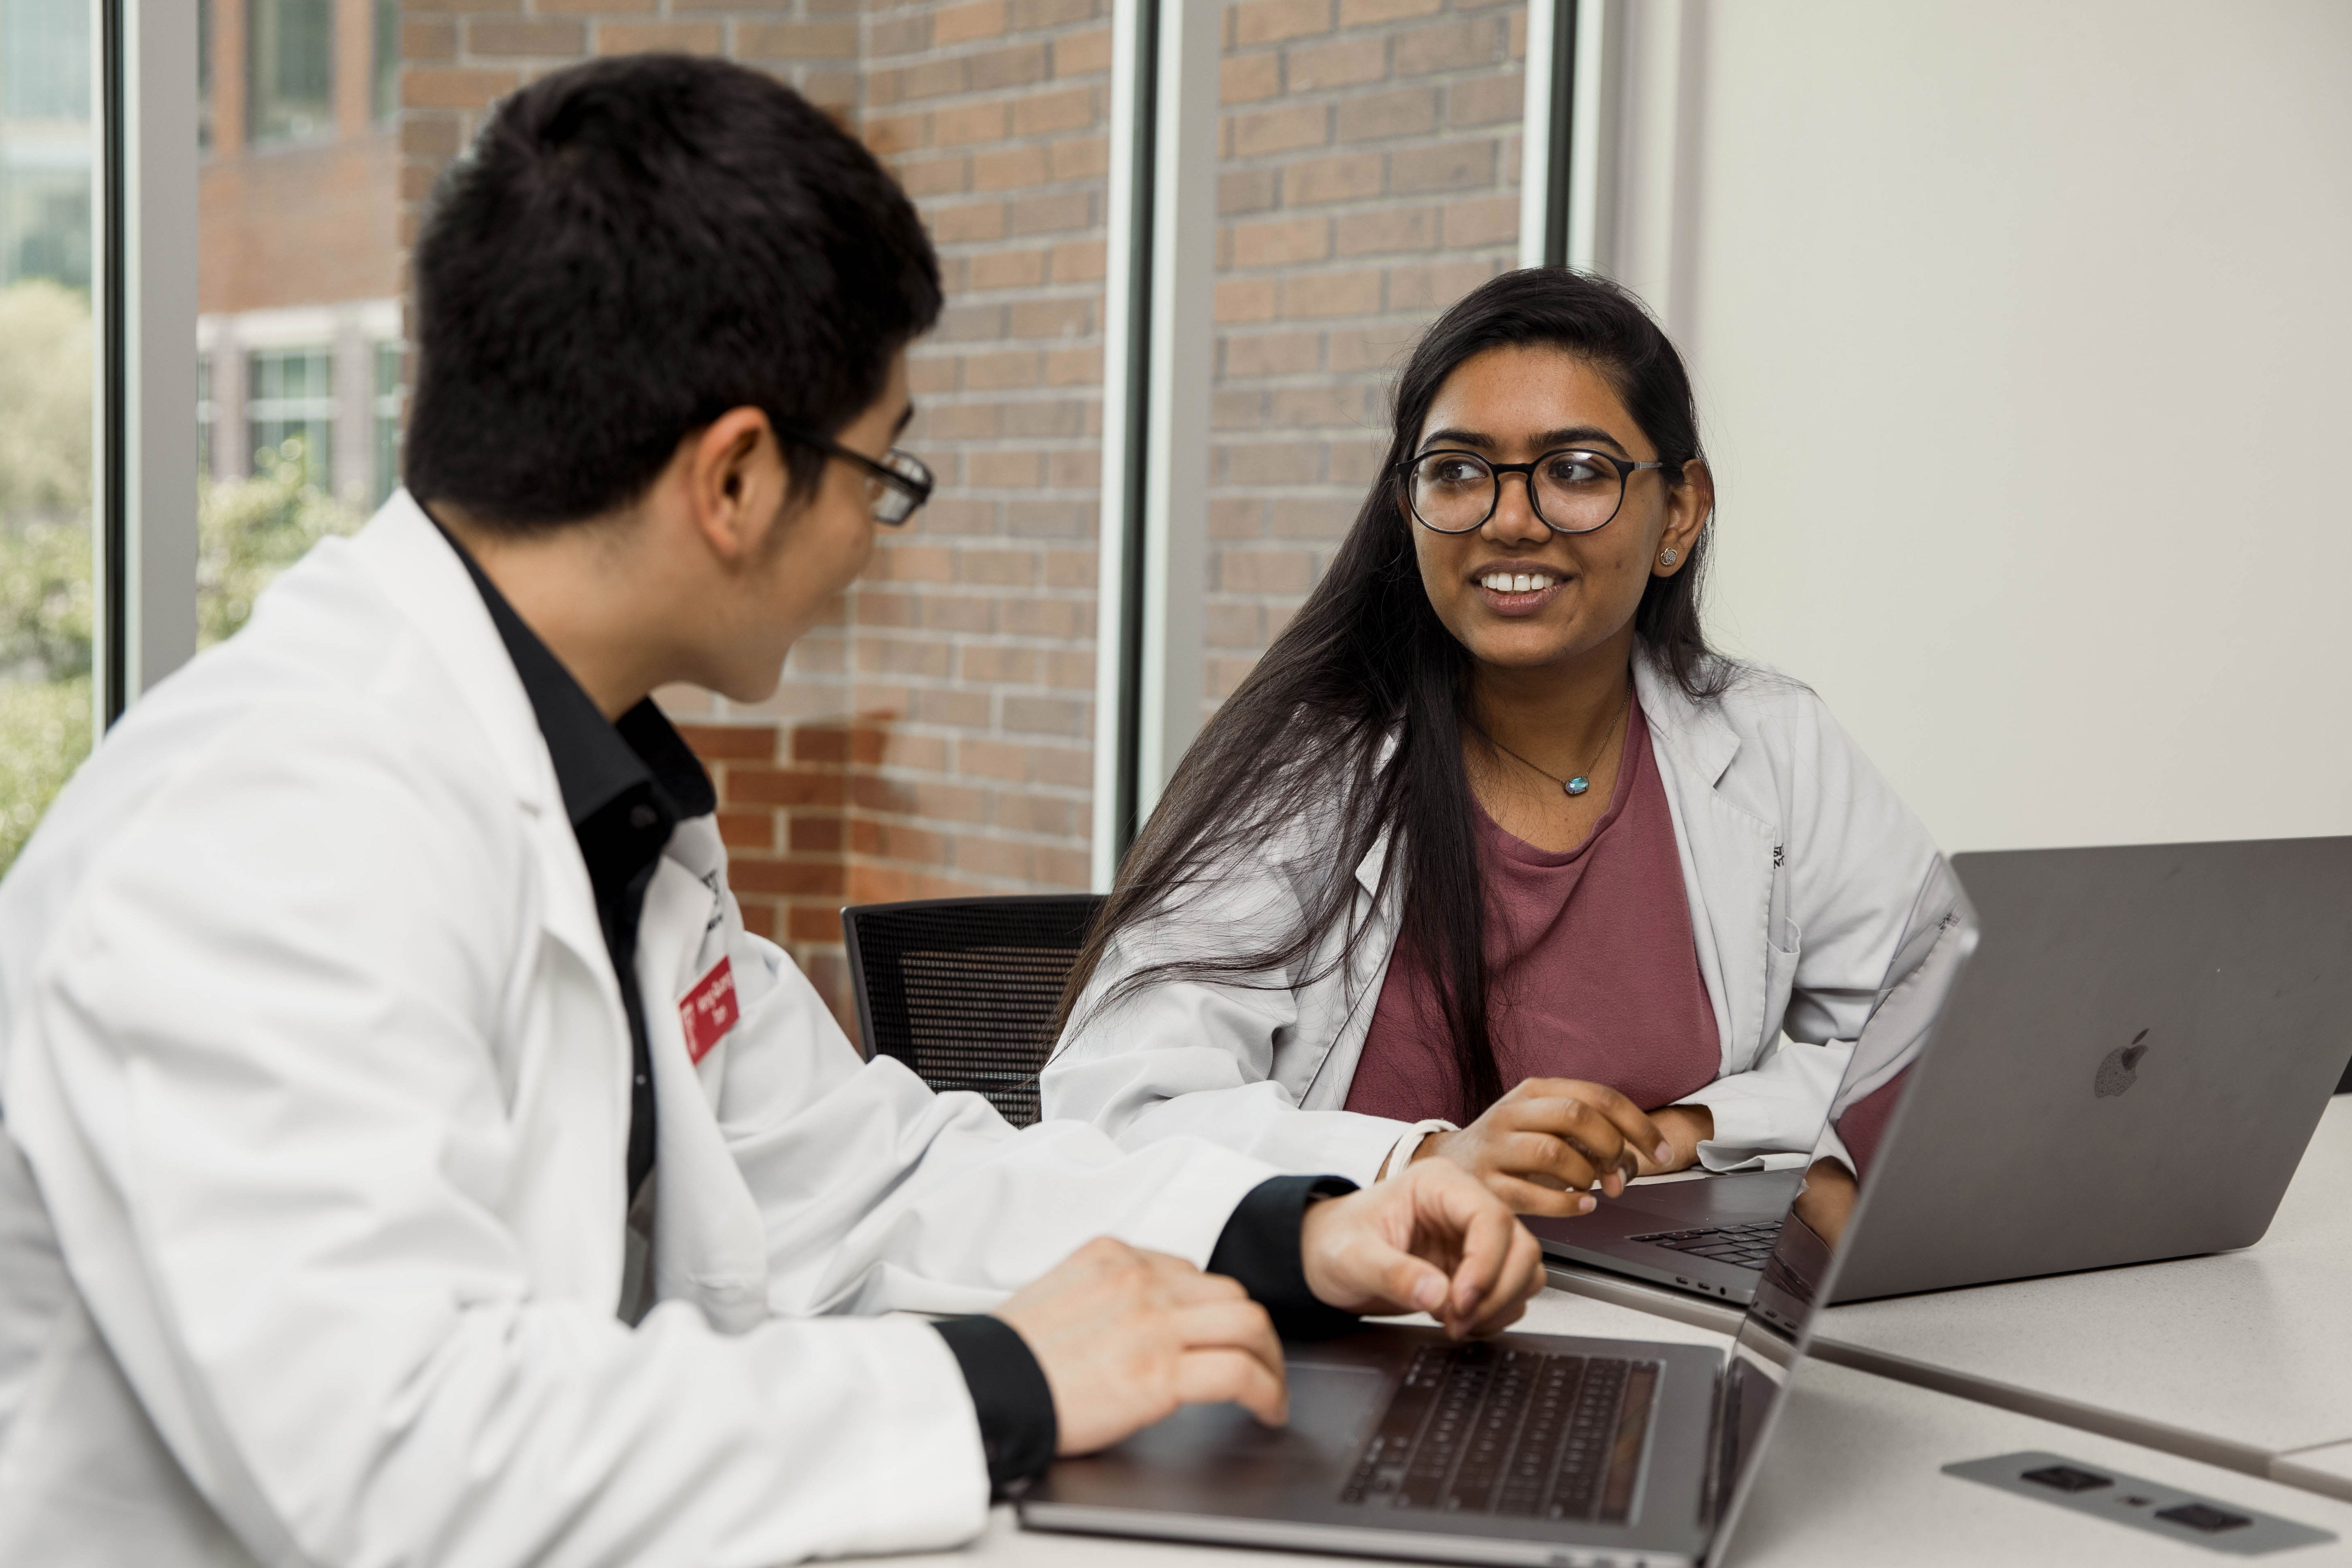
left=436, top=525, right=1357, bottom=1495
left=443, top=532, right=712, bottom=1202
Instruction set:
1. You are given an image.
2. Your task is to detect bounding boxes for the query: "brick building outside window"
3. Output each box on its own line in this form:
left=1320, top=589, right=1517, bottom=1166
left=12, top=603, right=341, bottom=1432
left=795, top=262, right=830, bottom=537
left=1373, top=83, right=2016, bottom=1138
left=201, top=0, right=403, bottom=510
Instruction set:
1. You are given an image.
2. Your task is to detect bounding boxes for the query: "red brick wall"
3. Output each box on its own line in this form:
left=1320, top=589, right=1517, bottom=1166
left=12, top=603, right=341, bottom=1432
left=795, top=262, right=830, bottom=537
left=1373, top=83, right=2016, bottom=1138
left=833, top=0, right=1112, bottom=904
left=393, top=0, right=1520, bottom=1032
left=396, top=3, right=861, bottom=266
left=1206, top=0, right=1523, bottom=712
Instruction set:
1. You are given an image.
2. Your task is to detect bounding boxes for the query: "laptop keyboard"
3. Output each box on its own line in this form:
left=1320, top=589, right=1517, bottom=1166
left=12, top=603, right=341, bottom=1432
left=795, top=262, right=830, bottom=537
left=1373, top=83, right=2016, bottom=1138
left=1339, top=1343, right=1657, bottom=1523
left=1629, top=1217, right=1784, bottom=1272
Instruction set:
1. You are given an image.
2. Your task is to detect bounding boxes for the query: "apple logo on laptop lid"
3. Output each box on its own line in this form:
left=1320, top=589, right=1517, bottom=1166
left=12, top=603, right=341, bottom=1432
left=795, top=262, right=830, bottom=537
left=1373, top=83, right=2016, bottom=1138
left=2096, top=1030, right=2151, bottom=1099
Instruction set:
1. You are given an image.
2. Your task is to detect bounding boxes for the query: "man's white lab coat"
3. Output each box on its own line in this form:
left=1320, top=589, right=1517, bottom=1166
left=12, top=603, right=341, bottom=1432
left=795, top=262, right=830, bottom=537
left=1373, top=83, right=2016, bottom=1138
left=0, top=494, right=1279, bottom=1566
left=1043, top=650, right=1963, bottom=1182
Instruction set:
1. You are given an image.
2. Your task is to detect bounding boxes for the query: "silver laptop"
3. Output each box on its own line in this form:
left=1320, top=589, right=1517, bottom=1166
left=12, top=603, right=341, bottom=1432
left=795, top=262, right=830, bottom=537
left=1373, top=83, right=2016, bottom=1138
left=1824, top=836, right=2352, bottom=1300
left=1532, top=836, right=2352, bottom=1306
left=1013, top=908, right=1977, bottom=1567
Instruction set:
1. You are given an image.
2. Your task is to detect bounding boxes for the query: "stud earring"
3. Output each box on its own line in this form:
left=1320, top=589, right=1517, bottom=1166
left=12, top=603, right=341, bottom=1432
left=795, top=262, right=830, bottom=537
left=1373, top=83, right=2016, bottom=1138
left=1659, top=547, right=1679, bottom=567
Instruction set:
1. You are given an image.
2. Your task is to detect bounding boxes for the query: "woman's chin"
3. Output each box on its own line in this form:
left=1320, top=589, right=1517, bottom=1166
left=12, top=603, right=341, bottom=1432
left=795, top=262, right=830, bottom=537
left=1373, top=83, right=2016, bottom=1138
left=1461, top=624, right=1593, bottom=673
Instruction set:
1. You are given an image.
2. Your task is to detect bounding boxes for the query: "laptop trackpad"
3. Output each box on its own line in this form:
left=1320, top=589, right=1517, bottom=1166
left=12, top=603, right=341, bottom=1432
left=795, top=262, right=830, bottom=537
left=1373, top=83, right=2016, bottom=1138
left=1047, top=1363, right=1388, bottom=1509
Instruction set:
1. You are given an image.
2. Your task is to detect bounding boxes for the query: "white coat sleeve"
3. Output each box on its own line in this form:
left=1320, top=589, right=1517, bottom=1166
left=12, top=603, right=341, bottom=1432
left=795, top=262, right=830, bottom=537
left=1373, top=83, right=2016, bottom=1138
left=704, top=927, right=1284, bottom=1318
left=5, top=708, right=995, bottom=1568
left=1670, top=689, right=1962, bottom=1167
left=1038, top=865, right=1412, bottom=1189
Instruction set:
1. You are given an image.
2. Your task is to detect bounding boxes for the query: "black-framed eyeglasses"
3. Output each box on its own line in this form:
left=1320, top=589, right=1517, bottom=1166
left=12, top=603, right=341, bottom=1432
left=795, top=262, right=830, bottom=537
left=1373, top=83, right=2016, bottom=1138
left=779, top=426, right=934, bottom=525
left=1398, top=447, right=1669, bottom=536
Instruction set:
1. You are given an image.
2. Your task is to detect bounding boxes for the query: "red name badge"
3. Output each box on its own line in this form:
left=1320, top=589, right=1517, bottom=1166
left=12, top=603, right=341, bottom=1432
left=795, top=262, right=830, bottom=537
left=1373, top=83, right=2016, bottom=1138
left=679, top=956, right=739, bottom=1065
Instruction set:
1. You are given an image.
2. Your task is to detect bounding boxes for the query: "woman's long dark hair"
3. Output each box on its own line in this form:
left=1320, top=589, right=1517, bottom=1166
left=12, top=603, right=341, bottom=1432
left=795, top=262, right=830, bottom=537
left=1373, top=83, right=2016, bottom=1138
left=1059, top=268, right=1730, bottom=1116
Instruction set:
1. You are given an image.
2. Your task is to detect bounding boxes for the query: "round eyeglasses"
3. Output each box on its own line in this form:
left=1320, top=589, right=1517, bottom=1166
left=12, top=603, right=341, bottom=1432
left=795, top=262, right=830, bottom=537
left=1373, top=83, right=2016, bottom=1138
left=1399, top=447, right=1668, bottom=536
left=778, top=426, right=935, bottom=525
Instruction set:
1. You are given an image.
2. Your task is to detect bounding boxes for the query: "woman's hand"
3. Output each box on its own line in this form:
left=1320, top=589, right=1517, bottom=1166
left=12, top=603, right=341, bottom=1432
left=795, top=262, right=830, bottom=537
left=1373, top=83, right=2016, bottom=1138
left=1635, top=1105, right=1714, bottom=1177
left=1300, top=1159, right=1548, bottom=1339
left=1411, top=1077, right=1671, bottom=1217
left=1789, top=1157, right=1857, bottom=1249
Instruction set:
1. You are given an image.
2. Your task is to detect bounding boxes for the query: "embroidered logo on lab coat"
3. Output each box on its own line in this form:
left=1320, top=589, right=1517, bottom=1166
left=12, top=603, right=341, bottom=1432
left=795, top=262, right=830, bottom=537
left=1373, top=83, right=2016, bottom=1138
left=679, top=956, right=739, bottom=1064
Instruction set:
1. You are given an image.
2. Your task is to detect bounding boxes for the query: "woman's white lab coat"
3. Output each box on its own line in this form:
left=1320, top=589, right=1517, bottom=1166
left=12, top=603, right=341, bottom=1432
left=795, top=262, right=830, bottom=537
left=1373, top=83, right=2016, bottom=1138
left=0, top=496, right=1281, bottom=1566
left=1043, top=651, right=1964, bottom=1184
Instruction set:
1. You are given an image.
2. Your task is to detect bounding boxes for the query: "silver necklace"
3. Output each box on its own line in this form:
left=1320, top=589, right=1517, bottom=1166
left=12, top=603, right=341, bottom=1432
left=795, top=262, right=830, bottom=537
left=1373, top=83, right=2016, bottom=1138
left=1486, top=683, right=1631, bottom=798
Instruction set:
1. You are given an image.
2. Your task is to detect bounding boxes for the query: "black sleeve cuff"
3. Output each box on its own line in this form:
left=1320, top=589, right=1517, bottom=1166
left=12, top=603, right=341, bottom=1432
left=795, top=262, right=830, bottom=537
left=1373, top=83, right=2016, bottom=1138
left=935, top=1315, right=1058, bottom=1495
left=1206, top=1173, right=1363, bottom=1340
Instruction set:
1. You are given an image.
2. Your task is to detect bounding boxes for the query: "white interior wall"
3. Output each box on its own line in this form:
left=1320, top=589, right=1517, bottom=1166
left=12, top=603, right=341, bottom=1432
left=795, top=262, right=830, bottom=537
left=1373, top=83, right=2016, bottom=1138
left=1659, top=0, right=2352, bottom=853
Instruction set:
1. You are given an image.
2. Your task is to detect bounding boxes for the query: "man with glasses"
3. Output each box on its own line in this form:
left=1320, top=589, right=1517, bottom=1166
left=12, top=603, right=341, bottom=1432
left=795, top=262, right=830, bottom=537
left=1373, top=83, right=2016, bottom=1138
left=0, top=54, right=1544, bottom=1566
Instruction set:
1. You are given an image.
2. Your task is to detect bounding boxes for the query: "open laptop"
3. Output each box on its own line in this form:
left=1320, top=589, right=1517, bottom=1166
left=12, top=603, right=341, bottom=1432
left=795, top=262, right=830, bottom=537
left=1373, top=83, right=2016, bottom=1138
left=1531, top=836, right=2352, bottom=1306
left=1013, top=896, right=1981, bottom=1567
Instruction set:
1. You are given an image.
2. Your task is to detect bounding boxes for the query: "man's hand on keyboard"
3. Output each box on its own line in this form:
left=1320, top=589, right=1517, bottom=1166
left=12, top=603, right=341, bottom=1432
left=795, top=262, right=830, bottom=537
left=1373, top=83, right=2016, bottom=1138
left=994, top=1239, right=1289, bottom=1455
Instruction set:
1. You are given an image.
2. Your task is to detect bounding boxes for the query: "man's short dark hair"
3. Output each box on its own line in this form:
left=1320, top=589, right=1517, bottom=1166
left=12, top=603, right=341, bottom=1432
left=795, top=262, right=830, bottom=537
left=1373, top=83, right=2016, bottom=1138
left=405, top=55, right=942, bottom=529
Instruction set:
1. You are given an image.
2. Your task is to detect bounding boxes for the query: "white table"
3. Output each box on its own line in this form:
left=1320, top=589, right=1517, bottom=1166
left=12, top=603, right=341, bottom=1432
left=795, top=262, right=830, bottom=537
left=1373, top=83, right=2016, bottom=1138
left=863, top=1315, right=2352, bottom=1566
left=1722, top=1357, right=2352, bottom=1566
left=2282, top=1443, right=2352, bottom=1498
left=851, top=1101, right=2352, bottom=1562
left=1811, top=1096, right=2352, bottom=1494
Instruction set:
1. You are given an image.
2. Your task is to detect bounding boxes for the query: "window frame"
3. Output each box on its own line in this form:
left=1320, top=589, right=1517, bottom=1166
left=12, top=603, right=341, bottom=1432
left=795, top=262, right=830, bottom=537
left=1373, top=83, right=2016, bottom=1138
left=95, top=0, right=199, bottom=724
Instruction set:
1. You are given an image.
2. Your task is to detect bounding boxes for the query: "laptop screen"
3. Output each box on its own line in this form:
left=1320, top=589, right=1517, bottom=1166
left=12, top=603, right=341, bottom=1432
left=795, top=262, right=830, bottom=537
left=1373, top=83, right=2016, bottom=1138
left=1707, top=867, right=1980, bottom=1530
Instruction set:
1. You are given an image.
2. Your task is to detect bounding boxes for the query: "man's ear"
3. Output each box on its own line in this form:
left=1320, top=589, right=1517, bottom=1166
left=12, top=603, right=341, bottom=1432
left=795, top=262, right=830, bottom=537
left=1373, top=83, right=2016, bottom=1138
left=684, top=407, right=787, bottom=566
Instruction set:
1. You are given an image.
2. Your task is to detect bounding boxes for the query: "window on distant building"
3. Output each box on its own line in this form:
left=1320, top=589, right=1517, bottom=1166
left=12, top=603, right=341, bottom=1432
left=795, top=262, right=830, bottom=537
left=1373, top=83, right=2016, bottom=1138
left=372, top=341, right=401, bottom=505
left=248, top=346, right=335, bottom=490
left=249, top=0, right=335, bottom=145
left=1, top=0, right=93, bottom=289
left=197, top=353, right=215, bottom=478
left=197, top=0, right=214, bottom=149
left=0, top=0, right=89, bottom=122
left=373, top=0, right=398, bottom=124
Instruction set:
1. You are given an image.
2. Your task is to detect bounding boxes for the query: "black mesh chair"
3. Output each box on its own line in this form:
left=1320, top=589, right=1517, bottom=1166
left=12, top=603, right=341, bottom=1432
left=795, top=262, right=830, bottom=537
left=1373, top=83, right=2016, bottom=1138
left=841, top=894, right=1105, bottom=1127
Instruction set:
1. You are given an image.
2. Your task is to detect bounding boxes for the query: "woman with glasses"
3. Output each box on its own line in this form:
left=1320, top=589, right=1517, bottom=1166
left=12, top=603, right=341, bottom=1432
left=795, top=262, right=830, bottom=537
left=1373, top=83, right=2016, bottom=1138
left=1042, top=268, right=1959, bottom=1217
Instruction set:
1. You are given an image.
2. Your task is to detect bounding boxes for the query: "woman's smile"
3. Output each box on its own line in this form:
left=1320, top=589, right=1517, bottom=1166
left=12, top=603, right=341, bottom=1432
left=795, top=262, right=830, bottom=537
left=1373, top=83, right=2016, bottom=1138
left=1470, top=559, right=1573, bottom=617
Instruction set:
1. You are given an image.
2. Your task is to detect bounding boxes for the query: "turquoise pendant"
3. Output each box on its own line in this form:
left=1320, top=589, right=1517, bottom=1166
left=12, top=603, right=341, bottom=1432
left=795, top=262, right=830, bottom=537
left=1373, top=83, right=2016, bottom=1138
left=1565, top=776, right=1591, bottom=796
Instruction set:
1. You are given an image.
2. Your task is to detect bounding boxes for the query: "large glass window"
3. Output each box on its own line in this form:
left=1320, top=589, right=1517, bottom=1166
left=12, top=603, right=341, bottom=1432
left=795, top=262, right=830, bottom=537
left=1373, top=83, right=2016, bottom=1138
left=199, top=2, right=385, bottom=654
left=0, top=0, right=93, bottom=869
left=250, top=0, right=335, bottom=145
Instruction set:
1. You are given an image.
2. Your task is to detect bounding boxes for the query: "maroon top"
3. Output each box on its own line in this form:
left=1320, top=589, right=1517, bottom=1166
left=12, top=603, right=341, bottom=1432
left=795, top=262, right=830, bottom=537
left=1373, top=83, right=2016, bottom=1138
left=1344, top=699, right=1721, bottom=1126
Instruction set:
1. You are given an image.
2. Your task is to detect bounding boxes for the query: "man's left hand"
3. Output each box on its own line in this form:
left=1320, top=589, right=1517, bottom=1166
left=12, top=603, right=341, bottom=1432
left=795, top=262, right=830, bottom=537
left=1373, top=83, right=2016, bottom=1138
left=1299, top=1160, right=1546, bottom=1339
